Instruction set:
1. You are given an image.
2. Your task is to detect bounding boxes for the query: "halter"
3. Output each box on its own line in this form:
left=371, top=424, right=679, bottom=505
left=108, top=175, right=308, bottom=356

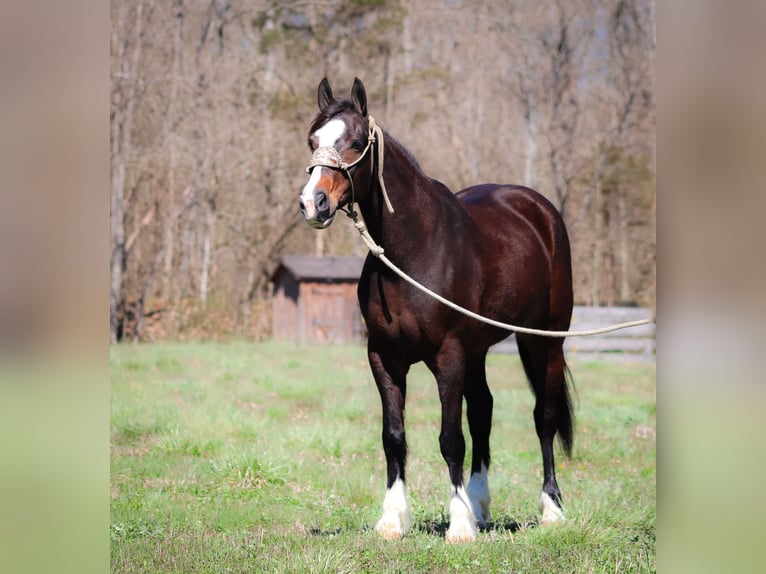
left=305, top=115, right=395, bottom=215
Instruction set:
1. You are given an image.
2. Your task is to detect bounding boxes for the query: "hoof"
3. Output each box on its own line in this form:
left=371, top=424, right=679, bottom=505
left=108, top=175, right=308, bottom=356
left=375, top=519, right=406, bottom=540
left=445, top=521, right=478, bottom=544
left=470, top=499, right=491, bottom=529
left=539, top=491, right=566, bottom=525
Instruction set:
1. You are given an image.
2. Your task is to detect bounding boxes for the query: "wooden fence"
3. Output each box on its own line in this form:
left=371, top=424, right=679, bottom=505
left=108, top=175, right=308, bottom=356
left=490, top=306, right=655, bottom=362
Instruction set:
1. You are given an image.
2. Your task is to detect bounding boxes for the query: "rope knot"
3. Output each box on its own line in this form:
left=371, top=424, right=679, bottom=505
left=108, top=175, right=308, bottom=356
left=351, top=216, right=384, bottom=257
left=369, top=244, right=385, bottom=257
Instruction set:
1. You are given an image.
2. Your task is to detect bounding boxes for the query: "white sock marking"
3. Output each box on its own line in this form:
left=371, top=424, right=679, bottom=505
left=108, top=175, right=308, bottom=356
left=466, top=463, right=491, bottom=526
left=446, top=485, right=478, bottom=543
left=539, top=491, right=566, bottom=524
left=375, top=479, right=411, bottom=539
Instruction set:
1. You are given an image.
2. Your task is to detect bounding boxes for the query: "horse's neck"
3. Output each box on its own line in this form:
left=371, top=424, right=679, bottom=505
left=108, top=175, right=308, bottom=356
left=359, top=135, right=457, bottom=260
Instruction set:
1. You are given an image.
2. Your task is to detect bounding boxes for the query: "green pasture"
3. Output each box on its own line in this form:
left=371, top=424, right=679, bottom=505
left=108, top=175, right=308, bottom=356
left=111, top=341, right=655, bottom=573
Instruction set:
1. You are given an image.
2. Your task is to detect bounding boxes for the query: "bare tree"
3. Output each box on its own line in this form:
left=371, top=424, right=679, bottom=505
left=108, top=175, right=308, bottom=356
left=111, top=0, right=149, bottom=342
left=110, top=0, right=655, bottom=341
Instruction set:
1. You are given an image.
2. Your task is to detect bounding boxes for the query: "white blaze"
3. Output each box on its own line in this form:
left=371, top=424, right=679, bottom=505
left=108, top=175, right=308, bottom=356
left=300, top=119, right=347, bottom=218
left=300, top=168, right=323, bottom=218
left=314, top=118, right=346, bottom=148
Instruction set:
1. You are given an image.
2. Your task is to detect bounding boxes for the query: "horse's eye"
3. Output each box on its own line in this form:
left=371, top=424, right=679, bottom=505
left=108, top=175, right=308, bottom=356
left=351, top=140, right=365, bottom=152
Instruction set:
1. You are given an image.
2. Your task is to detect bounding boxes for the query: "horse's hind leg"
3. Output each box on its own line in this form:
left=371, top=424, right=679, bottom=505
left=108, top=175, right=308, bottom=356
left=517, top=335, right=574, bottom=525
left=464, top=353, right=493, bottom=528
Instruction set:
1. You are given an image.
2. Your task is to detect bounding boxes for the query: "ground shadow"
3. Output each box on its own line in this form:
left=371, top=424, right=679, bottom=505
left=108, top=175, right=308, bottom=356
left=414, top=517, right=537, bottom=537
left=307, top=517, right=538, bottom=538
left=308, top=527, right=344, bottom=537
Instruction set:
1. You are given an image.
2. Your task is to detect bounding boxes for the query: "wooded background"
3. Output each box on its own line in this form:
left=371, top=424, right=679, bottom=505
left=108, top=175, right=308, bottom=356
left=110, top=0, right=655, bottom=343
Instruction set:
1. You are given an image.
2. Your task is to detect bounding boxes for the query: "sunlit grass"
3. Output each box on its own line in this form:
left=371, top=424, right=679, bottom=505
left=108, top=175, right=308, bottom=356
left=111, top=341, right=655, bottom=573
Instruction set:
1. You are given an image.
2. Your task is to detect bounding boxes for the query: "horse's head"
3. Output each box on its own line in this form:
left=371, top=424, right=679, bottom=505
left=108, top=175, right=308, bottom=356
left=300, top=77, right=372, bottom=229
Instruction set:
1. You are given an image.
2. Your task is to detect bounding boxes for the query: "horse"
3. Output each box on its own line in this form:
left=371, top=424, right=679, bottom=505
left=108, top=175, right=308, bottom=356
left=299, top=77, right=575, bottom=543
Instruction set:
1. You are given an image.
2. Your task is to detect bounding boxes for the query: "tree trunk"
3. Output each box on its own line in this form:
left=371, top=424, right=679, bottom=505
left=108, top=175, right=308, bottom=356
left=110, top=0, right=144, bottom=343
left=522, top=91, right=538, bottom=189
left=199, top=195, right=215, bottom=305
left=160, top=0, right=185, bottom=303
left=618, top=193, right=631, bottom=302
left=110, top=160, right=126, bottom=343
left=590, top=180, right=604, bottom=306
left=134, top=186, right=193, bottom=340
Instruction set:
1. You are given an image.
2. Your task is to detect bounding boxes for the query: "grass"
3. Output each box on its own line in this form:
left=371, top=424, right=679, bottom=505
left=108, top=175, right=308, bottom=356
left=111, top=341, right=655, bottom=573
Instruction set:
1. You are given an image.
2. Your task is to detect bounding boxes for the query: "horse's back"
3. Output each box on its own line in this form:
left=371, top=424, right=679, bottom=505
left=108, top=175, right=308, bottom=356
left=457, top=183, right=573, bottom=330
left=457, top=184, right=566, bottom=253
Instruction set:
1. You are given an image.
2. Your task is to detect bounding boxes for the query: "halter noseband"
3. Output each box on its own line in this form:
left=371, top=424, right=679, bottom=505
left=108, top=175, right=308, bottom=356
left=305, top=115, right=394, bottom=215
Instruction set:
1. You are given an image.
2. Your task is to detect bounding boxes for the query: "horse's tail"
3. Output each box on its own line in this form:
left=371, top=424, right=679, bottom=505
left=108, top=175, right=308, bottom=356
left=517, top=338, right=576, bottom=457
left=557, top=360, right=576, bottom=457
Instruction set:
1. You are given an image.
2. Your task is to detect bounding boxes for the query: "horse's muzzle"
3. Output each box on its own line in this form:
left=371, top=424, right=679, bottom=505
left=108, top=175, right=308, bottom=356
left=299, top=190, right=335, bottom=229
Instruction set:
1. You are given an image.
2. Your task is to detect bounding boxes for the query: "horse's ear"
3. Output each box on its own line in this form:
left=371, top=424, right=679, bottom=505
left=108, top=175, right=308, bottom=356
left=351, top=77, right=368, bottom=117
left=317, top=78, right=333, bottom=111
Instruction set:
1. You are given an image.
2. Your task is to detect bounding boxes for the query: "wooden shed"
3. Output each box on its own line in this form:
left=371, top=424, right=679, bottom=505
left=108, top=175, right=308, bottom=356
left=270, top=255, right=366, bottom=343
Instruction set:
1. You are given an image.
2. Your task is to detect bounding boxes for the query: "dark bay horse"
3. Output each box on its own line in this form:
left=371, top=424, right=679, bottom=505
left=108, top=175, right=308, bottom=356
left=299, top=78, right=574, bottom=543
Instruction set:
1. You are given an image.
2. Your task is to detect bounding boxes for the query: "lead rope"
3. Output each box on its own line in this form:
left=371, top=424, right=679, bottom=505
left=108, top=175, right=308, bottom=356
left=348, top=210, right=652, bottom=337
left=369, top=117, right=394, bottom=215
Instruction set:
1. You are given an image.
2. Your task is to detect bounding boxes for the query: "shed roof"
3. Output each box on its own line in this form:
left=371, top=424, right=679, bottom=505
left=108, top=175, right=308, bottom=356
left=271, top=255, right=365, bottom=282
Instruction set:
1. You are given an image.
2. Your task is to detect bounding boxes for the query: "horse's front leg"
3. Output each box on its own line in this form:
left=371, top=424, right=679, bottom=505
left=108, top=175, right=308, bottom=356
left=431, top=340, right=478, bottom=544
left=369, top=349, right=411, bottom=539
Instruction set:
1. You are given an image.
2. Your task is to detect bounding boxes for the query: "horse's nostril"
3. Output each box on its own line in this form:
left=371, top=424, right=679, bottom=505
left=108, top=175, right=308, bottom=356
left=316, top=191, right=329, bottom=212
left=299, top=197, right=306, bottom=213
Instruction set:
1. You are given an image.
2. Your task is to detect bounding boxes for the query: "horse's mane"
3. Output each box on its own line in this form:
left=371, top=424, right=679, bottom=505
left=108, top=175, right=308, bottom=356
left=383, top=129, right=423, bottom=174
